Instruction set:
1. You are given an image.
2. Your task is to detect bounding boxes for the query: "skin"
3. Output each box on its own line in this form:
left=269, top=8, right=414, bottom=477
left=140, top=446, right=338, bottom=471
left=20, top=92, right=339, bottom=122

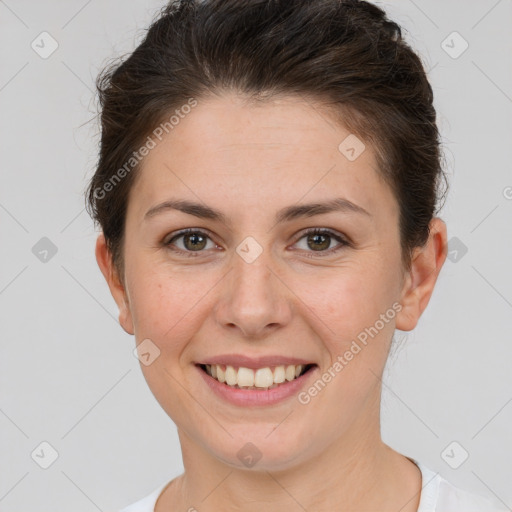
left=96, top=92, right=447, bottom=511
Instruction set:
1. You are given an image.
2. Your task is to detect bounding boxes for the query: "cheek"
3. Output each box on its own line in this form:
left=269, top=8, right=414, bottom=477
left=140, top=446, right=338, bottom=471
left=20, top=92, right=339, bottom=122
left=129, top=272, right=207, bottom=406
left=300, top=266, right=392, bottom=334
left=128, top=270, right=203, bottom=348
left=304, top=274, right=394, bottom=402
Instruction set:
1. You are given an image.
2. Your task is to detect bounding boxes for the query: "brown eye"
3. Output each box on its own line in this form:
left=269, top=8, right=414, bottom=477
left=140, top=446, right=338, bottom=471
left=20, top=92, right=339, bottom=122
left=306, top=232, right=331, bottom=251
left=182, top=232, right=207, bottom=251
left=293, top=228, right=349, bottom=258
left=165, top=229, right=217, bottom=256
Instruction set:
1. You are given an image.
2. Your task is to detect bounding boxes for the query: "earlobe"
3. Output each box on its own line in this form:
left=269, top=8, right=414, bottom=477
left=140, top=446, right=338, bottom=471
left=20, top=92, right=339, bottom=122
left=95, top=233, right=134, bottom=335
left=395, top=218, right=448, bottom=332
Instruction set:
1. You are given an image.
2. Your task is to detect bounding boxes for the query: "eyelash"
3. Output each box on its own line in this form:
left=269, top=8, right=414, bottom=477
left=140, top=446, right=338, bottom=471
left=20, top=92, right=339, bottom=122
left=163, top=227, right=350, bottom=259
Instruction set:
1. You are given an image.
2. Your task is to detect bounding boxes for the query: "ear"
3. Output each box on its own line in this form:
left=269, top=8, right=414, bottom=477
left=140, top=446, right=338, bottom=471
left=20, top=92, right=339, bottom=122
left=395, top=217, right=448, bottom=332
left=95, top=233, right=134, bottom=335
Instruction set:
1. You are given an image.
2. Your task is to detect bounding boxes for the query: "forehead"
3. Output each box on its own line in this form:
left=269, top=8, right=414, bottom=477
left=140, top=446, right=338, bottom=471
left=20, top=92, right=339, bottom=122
left=161, top=93, right=360, bottom=161
left=128, top=93, right=396, bottom=220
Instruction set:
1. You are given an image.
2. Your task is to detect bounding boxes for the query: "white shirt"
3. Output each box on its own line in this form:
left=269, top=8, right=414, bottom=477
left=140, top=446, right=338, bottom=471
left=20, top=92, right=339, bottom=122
left=117, top=459, right=508, bottom=512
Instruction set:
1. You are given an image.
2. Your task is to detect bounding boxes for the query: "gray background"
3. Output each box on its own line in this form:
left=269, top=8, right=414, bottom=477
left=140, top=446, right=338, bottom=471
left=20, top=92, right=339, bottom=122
left=1, top=0, right=511, bottom=510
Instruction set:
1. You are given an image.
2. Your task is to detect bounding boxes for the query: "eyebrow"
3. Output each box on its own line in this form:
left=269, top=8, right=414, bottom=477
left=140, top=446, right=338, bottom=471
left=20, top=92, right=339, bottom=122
left=144, top=197, right=371, bottom=224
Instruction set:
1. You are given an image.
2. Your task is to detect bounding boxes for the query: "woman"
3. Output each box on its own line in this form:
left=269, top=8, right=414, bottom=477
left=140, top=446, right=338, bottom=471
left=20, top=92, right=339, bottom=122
left=86, top=0, right=507, bottom=510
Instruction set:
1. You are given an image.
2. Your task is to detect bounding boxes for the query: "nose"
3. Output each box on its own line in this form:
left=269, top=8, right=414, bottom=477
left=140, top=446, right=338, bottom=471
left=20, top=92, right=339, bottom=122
left=213, top=245, right=293, bottom=339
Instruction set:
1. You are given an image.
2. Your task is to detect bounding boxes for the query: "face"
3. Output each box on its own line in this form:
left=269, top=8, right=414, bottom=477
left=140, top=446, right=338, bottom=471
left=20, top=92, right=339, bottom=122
left=97, top=92, right=446, bottom=471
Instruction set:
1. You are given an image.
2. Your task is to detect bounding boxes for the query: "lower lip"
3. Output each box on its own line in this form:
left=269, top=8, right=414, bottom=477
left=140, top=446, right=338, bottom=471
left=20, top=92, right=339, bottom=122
left=196, top=364, right=318, bottom=407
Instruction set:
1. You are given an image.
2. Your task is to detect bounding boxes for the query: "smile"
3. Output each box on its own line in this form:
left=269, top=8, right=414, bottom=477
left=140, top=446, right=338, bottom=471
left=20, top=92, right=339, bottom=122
left=199, top=363, right=315, bottom=390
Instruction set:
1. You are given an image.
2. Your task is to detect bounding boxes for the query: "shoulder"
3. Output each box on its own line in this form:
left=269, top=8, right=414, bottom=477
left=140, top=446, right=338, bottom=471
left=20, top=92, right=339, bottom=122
left=116, top=481, right=169, bottom=512
left=414, top=459, right=508, bottom=512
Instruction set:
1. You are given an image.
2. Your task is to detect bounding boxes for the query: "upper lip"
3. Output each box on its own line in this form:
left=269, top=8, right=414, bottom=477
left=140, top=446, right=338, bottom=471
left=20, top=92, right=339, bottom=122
left=196, top=354, right=316, bottom=369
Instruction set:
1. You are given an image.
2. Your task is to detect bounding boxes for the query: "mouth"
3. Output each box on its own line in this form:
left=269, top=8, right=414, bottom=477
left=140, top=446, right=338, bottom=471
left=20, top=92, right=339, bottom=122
left=196, top=363, right=317, bottom=390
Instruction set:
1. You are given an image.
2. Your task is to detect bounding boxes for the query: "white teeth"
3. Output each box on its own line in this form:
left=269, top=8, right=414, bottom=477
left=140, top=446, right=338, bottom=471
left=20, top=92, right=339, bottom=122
left=225, top=365, right=237, bottom=386
left=254, top=368, right=274, bottom=388
left=285, top=365, right=296, bottom=381
left=237, top=367, right=255, bottom=387
left=273, top=365, right=285, bottom=384
left=203, top=363, right=310, bottom=389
